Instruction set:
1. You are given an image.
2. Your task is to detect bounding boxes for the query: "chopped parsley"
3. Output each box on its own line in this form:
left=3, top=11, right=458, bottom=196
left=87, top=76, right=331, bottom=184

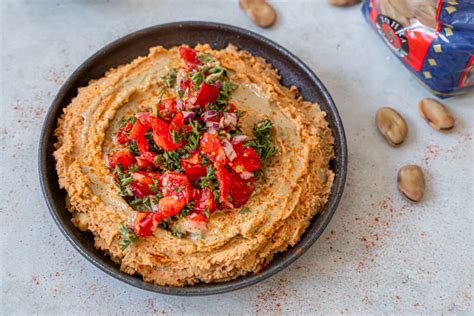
left=216, top=80, right=237, bottom=106
left=245, top=119, right=278, bottom=180
left=190, top=71, right=205, bottom=87
left=239, top=207, right=250, bottom=214
left=197, top=165, right=220, bottom=199
left=196, top=52, right=214, bottom=64
left=155, top=150, right=187, bottom=172
left=118, top=224, right=138, bottom=250
left=163, top=68, right=177, bottom=87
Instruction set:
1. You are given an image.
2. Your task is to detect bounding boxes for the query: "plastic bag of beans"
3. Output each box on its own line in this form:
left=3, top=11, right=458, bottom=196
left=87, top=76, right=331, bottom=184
left=362, top=0, right=474, bottom=97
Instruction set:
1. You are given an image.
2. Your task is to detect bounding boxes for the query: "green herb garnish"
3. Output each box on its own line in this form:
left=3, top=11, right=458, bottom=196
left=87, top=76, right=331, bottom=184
left=239, top=207, right=250, bottom=214
left=197, top=165, right=220, bottom=201
left=190, top=71, right=205, bottom=87
left=163, top=68, right=177, bottom=87
left=171, top=225, right=184, bottom=238
left=118, top=224, right=138, bottom=250
left=245, top=119, right=278, bottom=181
left=216, top=80, right=237, bottom=106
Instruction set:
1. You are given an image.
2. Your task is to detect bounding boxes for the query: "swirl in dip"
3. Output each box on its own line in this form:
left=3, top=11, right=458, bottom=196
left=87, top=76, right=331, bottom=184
left=54, top=44, right=335, bottom=286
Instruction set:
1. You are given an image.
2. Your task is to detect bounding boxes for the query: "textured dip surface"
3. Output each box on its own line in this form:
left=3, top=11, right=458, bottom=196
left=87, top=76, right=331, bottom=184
left=53, top=44, right=335, bottom=286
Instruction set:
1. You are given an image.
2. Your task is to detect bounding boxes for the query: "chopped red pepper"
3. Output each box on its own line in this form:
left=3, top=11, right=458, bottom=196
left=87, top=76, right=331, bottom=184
left=107, top=150, right=135, bottom=170
left=194, top=82, right=220, bottom=107
left=200, top=133, right=226, bottom=164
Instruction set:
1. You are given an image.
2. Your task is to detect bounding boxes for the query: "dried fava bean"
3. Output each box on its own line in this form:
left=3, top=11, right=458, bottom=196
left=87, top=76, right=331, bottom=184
left=418, top=98, right=455, bottom=131
left=397, top=165, right=425, bottom=202
left=239, top=0, right=277, bottom=28
left=329, top=0, right=361, bottom=6
left=375, top=107, right=408, bottom=147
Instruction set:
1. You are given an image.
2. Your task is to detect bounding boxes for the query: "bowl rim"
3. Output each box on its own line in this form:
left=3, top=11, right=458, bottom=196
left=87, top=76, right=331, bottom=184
left=39, top=21, right=347, bottom=296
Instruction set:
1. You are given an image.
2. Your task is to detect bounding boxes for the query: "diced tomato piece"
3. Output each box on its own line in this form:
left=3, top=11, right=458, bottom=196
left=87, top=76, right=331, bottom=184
left=169, top=111, right=184, bottom=134
left=200, top=133, right=226, bottom=164
left=189, top=213, right=208, bottom=222
left=131, top=171, right=155, bottom=186
left=229, top=171, right=255, bottom=207
left=129, top=182, right=153, bottom=198
left=194, top=82, right=220, bottom=107
left=150, top=116, right=183, bottom=151
left=228, top=143, right=262, bottom=173
left=156, top=172, right=192, bottom=219
left=133, top=212, right=156, bottom=237
left=190, top=186, right=200, bottom=200
left=193, top=187, right=217, bottom=214
left=177, top=68, right=192, bottom=91
left=226, top=103, right=237, bottom=113
left=241, top=147, right=261, bottom=171
left=114, top=122, right=132, bottom=144
left=179, top=47, right=200, bottom=69
left=178, top=213, right=209, bottom=235
left=214, top=164, right=232, bottom=207
left=135, top=111, right=153, bottom=125
left=135, top=151, right=157, bottom=170
left=129, top=119, right=150, bottom=153
left=156, top=196, right=187, bottom=220
left=160, top=171, right=191, bottom=200
left=181, top=151, right=208, bottom=181
left=128, top=172, right=157, bottom=198
left=107, top=151, right=135, bottom=170
left=147, top=172, right=162, bottom=184
left=153, top=98, right=178, bottom=122
left=161, top=98, right=177, bottom=114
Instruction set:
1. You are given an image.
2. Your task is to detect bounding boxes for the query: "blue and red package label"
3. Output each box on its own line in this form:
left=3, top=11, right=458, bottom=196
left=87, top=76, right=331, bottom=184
left=362, top=0, right=474, bottom=97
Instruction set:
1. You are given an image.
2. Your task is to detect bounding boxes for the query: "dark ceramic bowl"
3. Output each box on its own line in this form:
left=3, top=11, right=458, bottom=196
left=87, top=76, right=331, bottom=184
left=39, top=21, right=347, bottom=296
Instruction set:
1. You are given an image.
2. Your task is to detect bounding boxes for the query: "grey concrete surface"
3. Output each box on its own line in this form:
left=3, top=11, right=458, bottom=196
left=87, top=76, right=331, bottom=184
left=1, top=0, right=472, bottom=314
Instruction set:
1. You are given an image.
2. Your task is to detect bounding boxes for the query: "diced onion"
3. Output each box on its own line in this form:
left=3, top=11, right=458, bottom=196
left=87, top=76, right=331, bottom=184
left=219, top=112, right=237, bottom=129
left=179, top=217, right=208, bottom=235
left=176, top=99, right=184, bottom=111
left=150, top=196, right=160, bottom=212
left=182, top=111, right=195, bottom=122
left=231, top=135, right=247, bottom=144
left=202, top=110, right=217, bottom=121
left=186, top=96, right=197, bottom=109
left=135, top=111, right=150, bottom=122
left=239, top=171, right=254, bottom=180
left=206, top=121, right=220, bottom=129
left=207, top=126, right=217, bottom=134
left=221, top=139, right=237, bottom=161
